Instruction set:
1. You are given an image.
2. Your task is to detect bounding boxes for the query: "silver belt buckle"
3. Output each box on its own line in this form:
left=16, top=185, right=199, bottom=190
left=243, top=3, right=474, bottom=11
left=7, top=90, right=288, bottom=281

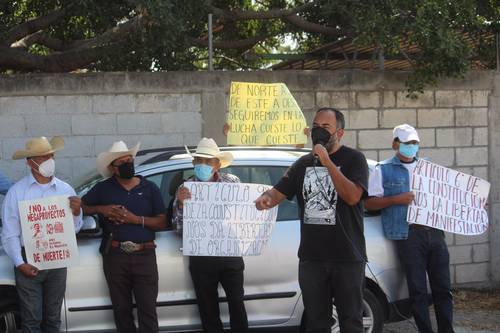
left=120, top=241, right=140, bottom=253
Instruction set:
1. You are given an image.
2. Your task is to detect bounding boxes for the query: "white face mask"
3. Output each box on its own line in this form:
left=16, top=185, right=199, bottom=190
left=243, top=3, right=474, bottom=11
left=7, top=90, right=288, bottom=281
left=32, top=158, right=56, bottom=178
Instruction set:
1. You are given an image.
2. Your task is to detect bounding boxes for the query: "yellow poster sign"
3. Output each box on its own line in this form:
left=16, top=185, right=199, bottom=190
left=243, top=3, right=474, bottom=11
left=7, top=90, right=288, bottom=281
left=227, top=82, right=308, bottom=146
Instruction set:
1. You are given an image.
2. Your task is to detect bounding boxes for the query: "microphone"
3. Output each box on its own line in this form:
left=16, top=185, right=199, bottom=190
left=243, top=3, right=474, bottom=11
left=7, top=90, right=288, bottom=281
left=313, top=140, right=326, bottom=166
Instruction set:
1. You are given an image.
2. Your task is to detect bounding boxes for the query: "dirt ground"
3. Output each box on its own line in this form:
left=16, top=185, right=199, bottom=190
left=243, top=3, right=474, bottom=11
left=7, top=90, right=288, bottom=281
left=384, top=288, right=500, bottom=333
left=452, top=288, right=500, bottom=331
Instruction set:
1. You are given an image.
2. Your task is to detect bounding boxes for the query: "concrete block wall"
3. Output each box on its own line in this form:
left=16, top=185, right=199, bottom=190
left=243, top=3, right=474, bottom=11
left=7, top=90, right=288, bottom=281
left=0, top=70, right=497, bottom=286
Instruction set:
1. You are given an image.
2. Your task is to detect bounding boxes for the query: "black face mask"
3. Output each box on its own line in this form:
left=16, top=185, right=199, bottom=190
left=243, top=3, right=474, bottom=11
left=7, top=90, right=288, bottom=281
left=311, top=127, right=332, bottom=146
left=117, top=161, right=135, bottom=179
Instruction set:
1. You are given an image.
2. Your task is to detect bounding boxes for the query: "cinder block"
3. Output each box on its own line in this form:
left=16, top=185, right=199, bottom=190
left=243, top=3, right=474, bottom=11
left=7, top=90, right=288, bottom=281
left=456, top=147, right=488, bottom=166
left=436, top=90, right=472, bottom=107
left=472, top=243, right=490, bottom=263
left=316, top=92, right=331, bottom=108
left=417, top=108, right=454, bottom=127
left=436, top=128, right=473, bottom=147
left=455, top=262, right=489, bottom=284
left=136, top=94, right=180, bottom=113
left=25, top=115, right=72, bottom=136
left=180, top=93, right=202, bottom=112
left=378, top=149, right=395, bottom=161
left=472, top=167, right=488, bottom=180
left=473, top=127, right=488, bottom=146
left=47, top=95, right=91, bottom=114
left=0, top=116, right=25, bottom=137
left=53, top=157, right=73, bottom=183
left=358, top=130, right=393, bottom=149
left=72, top=114, right=116, bottom=135
left=93, top=94, right=135, bottom=114
left=380, top=109, right=416, bottom=128
left=292, top=91, right=315, bottom=110
left=396, top=91, right=434, bottom=108
left=349, top=109, right=378, bottom=129
left=417, top=128, right=435, bottom=148
left=455, top=108, right=488, bottom=126
left=455, top=232, right=489, bottom=245
left=56, top=136, right=94, bottom=158
left=449, top=245, right=472, bottom=264
left=445, top=232, right=454, bottom=246
left=383, top=91, right=396, bottom=108
left=356, top=91, right=380, bottom=108
left=316, top=91, right=353, bottom=109
left=0, top=96, right=46, bottom=115
left=71, top=157, right=98, bottom=185
left=94, top=135, right=128, bottom=155
left=449, top=265, right=456, bottom=284
left=183, top=132, right=203, bottom=146
left=361, top=150, right=378, bottom=161
left=0, top=158, right=27, bottom=182
left=472, top=90, right=490, bottom=107
left=342, top=130, right=357, bottom=147
left=162, top=112, right=202, bottom=134
left=419, top=148, right=454, bottom=166
left=117, top=114, right=162, bottom=134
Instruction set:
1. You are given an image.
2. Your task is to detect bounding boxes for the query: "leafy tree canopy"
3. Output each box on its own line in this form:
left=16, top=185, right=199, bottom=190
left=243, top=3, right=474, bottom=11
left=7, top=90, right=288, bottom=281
left=0, top=0, right=498, bottom=92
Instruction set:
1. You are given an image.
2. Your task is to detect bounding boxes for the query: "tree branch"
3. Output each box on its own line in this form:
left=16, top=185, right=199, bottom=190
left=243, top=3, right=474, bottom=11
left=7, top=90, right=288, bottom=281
left=0, top=44, right=115, bottom=72
left=189, top=35, right=267, bottom=50
left=284, top=14, right=344, bottom=37
left=4, top=7, right=68, bottom=46
left=11, top=31, right=69, bottom=51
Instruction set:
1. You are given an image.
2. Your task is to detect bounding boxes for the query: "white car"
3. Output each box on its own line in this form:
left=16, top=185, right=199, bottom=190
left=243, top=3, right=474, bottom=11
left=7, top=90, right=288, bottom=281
left=0, top=147, right=411, bottom=333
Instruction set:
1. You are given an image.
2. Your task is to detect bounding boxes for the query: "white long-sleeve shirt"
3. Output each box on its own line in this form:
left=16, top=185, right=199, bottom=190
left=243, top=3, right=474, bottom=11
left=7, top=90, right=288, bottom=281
left=1, top=172, right=83, bottom=267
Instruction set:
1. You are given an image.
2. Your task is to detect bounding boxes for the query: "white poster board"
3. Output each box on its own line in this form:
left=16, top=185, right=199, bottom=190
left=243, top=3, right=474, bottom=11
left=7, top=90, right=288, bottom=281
left=407, top=159, right=490, bottom=235
left=19, top=195, right=79, bottom=269
left=182, top=182, right=278, bottom=256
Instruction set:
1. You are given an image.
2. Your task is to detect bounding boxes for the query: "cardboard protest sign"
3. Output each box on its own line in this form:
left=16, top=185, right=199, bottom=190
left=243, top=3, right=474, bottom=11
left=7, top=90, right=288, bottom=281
left=407, top=159, right=490, bottom=235
left=182, top=182, right=278, bottom=256
left=19, top=195, right=79, bottom=269
left=227, top=82, right=308, bottom=146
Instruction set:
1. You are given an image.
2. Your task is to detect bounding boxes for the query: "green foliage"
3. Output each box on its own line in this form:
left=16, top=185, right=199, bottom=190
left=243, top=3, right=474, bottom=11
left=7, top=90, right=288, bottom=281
left=1, top=0, right=499, bottom=92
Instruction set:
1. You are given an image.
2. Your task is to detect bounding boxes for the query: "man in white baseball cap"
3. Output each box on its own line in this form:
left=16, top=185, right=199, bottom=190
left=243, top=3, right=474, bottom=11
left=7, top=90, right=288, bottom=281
left=1, top=136, right=83, bottom=333
left=171, top=137, right=248, bottom=333
left=365, top=124, right=454, bottom=333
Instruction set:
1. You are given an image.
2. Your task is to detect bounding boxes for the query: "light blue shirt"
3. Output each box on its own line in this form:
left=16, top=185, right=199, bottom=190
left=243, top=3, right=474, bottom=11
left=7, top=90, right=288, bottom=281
left=0, top=170, right=13, bottom=195
left=1, top=172, right=83, bottom=267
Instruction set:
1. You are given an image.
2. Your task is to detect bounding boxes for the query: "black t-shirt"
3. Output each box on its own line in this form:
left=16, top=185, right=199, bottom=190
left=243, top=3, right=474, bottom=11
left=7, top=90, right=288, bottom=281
left=275, top=145, right=368, bottom=262
left=82, top=176, right=166, bottom=246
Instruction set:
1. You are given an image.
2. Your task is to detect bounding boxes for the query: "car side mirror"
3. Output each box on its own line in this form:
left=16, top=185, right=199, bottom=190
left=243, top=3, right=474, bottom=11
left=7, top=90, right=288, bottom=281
left=78, top=215, right=101, bottom=238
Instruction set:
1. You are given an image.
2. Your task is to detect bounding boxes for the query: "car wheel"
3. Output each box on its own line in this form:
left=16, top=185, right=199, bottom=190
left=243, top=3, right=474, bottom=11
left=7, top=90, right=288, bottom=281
left=0, top=308, right=20, bottom=333
left=300, top=289, right=384, bottom=333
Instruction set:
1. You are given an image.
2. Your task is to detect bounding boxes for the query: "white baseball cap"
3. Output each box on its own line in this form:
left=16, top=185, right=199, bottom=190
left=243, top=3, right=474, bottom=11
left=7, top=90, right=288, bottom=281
left=393, top=124, right=420, bottom=143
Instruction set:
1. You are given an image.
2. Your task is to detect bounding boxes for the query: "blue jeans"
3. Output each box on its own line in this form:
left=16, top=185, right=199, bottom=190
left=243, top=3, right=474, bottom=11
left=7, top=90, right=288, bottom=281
left=396, top=226, right=454, bottom=333
left=15, top=267, right=67, bottom=333
left=298, top=260, right=365, bottom=333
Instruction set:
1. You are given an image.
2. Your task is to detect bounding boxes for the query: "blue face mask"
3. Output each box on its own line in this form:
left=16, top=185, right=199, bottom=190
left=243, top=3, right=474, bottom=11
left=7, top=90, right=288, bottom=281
left=399, top=143, right=419, bottom=158
left=194, top=164, right=214, bottom=181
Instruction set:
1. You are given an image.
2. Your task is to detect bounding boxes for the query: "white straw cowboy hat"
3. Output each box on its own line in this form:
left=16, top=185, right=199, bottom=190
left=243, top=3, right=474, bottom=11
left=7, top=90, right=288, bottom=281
left=96, top=141, right=140, bottom=178
left=188, top=138, right=233, bottom=168
left=12, top=136, right=64, bottom=160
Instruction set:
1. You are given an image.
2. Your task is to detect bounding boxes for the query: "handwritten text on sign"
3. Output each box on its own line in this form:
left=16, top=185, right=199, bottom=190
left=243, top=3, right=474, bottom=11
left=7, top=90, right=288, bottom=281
left=19, top=195, right=79, bottom=269
left=182, top=182, right=278, bottom=256
left=227, top=82, right=308, bottom=146
left=407, top=159, right=490, bottom=235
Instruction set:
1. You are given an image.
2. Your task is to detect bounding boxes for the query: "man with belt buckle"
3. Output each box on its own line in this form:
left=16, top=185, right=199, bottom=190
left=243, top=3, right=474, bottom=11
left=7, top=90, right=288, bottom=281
left=365, top=124, right=454, bottom=333
left=82, top=141, right=166, bottom=333
left=1, top=136, right=83, bottom=333
left=171, top=138, right=248, bottom=333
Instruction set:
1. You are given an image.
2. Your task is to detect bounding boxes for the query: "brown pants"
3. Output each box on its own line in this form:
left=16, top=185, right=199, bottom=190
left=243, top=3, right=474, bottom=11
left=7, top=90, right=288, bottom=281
left=103, top=247, right=159, bottom=333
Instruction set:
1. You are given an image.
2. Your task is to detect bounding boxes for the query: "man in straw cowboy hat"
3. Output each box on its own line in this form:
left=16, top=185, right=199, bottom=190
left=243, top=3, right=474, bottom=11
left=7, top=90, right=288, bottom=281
left=1, top=136, right=83, bottom=333
left=171, top=137, right=248, bottom=333
left=82, top=141, right=166, bottom=333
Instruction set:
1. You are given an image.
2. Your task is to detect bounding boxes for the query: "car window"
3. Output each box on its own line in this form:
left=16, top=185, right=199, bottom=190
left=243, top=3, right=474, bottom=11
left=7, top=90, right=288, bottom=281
left=145, top=165, right=298, bottom=222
